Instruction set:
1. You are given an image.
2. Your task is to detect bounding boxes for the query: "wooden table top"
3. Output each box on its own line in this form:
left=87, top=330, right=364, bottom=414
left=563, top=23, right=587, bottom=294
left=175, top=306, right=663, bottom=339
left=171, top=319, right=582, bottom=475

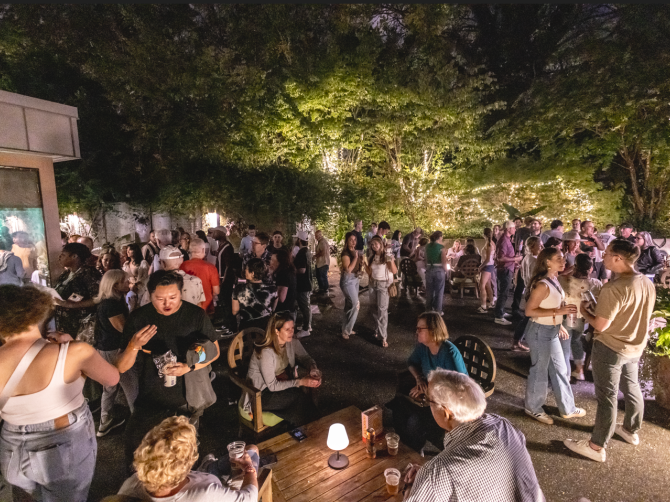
left=258, top=406, right=423, bottom=502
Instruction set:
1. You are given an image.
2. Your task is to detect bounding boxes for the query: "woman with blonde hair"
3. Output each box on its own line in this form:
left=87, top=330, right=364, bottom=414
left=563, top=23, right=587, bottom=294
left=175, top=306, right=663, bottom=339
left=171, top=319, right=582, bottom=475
left=365, top=235, right=398, bottom=348
left=523, top=248, right=586, bottom=425
left=94, top=269, right=139, bottom=437
left=389, top=312, right=468, bottom=452
left=0, top=285, right=120, bottom=501
left=478, top=228, right=496, bottom=313
left=118, top=415, right=259, bottom=501
left=340, top=231, right=362, bottom=339
left=242, top=312, right=321, bottom=427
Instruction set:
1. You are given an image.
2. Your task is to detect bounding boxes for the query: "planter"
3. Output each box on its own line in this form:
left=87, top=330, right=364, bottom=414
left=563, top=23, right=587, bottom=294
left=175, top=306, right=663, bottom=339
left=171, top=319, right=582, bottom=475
left=650, top=353, right=670, bottom=410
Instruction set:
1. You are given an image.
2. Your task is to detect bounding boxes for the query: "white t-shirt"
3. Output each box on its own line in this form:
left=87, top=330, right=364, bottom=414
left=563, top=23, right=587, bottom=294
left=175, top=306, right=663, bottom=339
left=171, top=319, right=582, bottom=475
left=239, top=235, right=253, bottom=257
left=140, top=270, right=205, bottom=307
left=118, top=471, right=258, bottom=502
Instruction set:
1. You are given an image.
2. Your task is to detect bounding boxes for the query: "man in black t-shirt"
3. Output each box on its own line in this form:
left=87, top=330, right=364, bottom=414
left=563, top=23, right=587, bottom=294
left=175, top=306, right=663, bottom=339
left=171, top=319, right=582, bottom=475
left=294, top=231, right=313, bottom=338
left=353, top=220, right=364, bottom=252
left=116, top=270, right=220, bottom=467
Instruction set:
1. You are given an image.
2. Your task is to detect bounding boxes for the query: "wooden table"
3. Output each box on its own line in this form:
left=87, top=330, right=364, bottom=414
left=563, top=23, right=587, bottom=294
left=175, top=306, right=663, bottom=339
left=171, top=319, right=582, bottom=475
left=258, top=406, right=423, bottom=502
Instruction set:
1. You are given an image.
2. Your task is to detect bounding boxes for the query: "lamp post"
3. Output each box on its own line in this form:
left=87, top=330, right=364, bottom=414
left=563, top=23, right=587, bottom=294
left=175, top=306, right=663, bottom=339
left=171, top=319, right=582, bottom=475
left=326, top=423, right=349, bottom=469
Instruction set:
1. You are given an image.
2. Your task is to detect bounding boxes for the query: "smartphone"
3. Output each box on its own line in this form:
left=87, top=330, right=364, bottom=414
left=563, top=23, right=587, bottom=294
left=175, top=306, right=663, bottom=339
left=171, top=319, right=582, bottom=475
left=289, top=428, right=307, bottom=442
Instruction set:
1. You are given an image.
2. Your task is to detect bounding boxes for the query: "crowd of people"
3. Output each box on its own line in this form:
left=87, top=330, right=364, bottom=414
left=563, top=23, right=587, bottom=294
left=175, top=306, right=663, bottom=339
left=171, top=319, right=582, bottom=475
left=0, top=215, right=663, bottom=501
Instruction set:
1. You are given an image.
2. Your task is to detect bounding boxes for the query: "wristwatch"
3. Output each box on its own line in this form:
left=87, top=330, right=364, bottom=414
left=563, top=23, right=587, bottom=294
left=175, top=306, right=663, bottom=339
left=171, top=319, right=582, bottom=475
left=188, top=365, right=196, bottom=373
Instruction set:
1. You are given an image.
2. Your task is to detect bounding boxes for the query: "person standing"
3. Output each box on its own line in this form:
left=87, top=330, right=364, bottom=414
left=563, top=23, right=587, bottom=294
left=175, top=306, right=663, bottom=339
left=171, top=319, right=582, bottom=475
left=314, top=229, right=330, bottom=294
left=268, top=231, right=288, bottom=255
left=424, top=231, right=448, bottom=314
left=243, top=232, right=273, bottom=285
left=494, top=221, right=522, bottom=326
left=94, top=270, right=138, bottom=436
left=118, top=271, right=220, bottom=466
left=512, top=236, right=542, bottom=352
left=239, top=225, right=256, bottom=257
left=364, top=222, right=377, bottom=250
left=365, top=236, right=397, bottom=348
left=401, top=228, right=422, bottom=258
left=558, top=254, right=602, bottom=381
left=142, top=247, right=205, bottom=309
left=340, top=232, right=362, bottom=339
left=0, top=239, right=24, bottom=286
left=478, top=228, right=496, bottom=313
left=634, top=231, right=664, bottom=278
left=514, top=217, right=533, bottom=254
left=565, top=240, right=656, bottom=462
left=148, top=229, right=173, bottom=274
left=141, top=231, right=159, bottom=264
left=211, top=226, right=235, bottom=324
left=523, top=248, right=586, bottom=425
left=180, top=238, right=220, bottom=315
left=600, top=224, right=616, bottom=246
left=294, top=231, right=313, bottom=339
left=0, top=286, right=121, bottom=502
left=571, top=219, right=582, bottom=233
left=352, top=220, right=364, bottom=254
left=618, top=223, right=636, bottom=243
left=271, top=248, right=297, bottom=317
left=540, top=220, right=564, bottom=245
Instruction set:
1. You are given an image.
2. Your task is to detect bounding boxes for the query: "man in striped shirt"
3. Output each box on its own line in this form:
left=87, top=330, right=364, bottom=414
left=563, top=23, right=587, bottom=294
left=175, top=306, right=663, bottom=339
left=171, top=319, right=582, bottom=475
left=404, top=370, right=545, bottom=502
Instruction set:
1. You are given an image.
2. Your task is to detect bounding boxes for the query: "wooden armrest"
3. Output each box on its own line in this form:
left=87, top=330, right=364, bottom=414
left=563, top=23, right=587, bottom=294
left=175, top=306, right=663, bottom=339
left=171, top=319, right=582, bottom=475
left=229, top=372, right=265, bottom=431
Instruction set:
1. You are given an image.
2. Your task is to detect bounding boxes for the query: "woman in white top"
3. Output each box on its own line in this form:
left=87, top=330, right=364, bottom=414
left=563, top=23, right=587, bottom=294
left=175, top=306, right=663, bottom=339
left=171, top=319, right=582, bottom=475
left=123, top=243, right=150, bottom=310
left=244, top=313, right=321, bottom=427
left=478, top=228, right=496, bottom=313
left=0, top=285, right=121, bottom=502
left=523, top=248, right=586, bottom=425
left=558, top=254, right=603, bottom=381
left=365, top=236, right=398, bottom=348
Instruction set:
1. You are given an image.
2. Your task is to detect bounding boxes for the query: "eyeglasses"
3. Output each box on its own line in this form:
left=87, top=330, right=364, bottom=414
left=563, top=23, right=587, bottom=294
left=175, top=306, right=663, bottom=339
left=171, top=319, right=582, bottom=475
left=421, top=395, right=441, bottom=407
left=252, top=240, right=262, bottom=246
left=415, top=327, right=430, bottom=332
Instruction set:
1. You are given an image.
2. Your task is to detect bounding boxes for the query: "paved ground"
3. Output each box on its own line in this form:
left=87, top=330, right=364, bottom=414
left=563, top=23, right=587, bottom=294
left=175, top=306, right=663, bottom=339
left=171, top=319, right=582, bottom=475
left=89, top=266, right=670, bottom=502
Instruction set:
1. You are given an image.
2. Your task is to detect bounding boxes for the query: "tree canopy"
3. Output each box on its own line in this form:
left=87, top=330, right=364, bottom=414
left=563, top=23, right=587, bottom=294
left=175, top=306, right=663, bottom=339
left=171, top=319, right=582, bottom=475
left=1, top=4, right=668, bottom=236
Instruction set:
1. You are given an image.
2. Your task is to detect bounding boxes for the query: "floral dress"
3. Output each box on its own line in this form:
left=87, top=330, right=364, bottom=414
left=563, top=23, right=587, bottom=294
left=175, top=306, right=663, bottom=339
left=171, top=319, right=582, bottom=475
left=54, top=266, right=102, bottom=336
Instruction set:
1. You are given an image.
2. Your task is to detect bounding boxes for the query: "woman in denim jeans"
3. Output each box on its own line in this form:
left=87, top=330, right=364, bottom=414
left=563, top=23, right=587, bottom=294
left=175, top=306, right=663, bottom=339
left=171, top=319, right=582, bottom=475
left=0, top=285, right=126, bottom=502
left=424, top=231, right=448, bottom=314
left=558, top=254, right=603, bottom=381
left=523, top=248, right=587, bottom=425
left=340, top=232, right=362, bottom=339
left=365, top=236, right=398, bottom=348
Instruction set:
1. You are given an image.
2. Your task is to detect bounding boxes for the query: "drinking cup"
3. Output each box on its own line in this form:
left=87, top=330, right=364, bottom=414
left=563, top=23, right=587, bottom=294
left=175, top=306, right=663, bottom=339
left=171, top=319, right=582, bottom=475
left=385, top=433, right=400, bottom=456
left=384, top=468, right=401, bottom=495
left=163, top=364, right=177, bottom=387
left=310, top=368, right=322, bottom=381
left=227, top=441, right=246, bottom=460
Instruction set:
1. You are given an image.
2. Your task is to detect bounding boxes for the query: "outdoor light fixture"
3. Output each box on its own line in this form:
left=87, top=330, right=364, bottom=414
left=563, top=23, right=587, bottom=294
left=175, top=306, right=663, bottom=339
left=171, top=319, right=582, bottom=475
left=326, top=423, right=349, bottom=469
left=206, top=212, right=219, bottom=228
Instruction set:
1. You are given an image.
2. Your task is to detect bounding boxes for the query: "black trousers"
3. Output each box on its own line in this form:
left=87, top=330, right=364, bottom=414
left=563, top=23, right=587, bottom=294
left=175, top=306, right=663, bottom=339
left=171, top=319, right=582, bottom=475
left=261, top=387, right=318, bottom=428
left=387, top=396, right=444, bottom=452
left=511, top=275, right=525, bottom=319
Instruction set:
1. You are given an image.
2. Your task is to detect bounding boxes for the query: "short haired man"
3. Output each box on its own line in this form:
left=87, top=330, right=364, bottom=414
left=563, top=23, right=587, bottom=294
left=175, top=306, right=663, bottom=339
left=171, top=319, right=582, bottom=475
left=580, top=220, right=606, bottom=265
left=583, top=245, right=608, bottom=283
left=142, top=230, right=159, bottom=264
left=571, top=218, right=582, bottom=232
left=242, top=231, right=273, bottom=285
left=180, top=238, right=220, bottom=315
left=494, top=221, right=522, bottom=325
left=540, top=219, right=564, bottom=245
left=239, top=225, right=256, bottom=257
left=514, top=216, right=533, bottom=253
left=619, top=223, right=636, bottom=243
left=565, top=239, right=655, bottom=462
left=76, top=236, right=98, bottom=267
left=600, top=224, right=616, bottom=246
left=404, top=370, right=544, bottom=502
left=149, top=229, right=173, bottom=274
left=117, top=270, right=220, bottom=466
left=141, top=246, right=205, bottom=308
left=400, top=227, right=422, bottom=258
left=365, top=222, right=378, bottom=250
left=294, top=230, right=313, bottom=338
left=314, top=229, right=330, bottom=294
left=268, top=230, right=287, bottom=255
left=376, top=221, right=391, bottom=241
left=353, top=220, right=364, bottom=252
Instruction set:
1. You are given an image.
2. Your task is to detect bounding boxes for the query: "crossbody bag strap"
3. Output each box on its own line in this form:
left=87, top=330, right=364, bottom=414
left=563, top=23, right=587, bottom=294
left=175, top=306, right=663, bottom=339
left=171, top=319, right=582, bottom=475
left=0, top=338, right=47, bottom=413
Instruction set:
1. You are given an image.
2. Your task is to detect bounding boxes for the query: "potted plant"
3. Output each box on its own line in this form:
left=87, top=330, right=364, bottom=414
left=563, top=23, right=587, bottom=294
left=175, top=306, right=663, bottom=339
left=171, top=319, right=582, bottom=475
left=645, top=288, right=670, bottom=409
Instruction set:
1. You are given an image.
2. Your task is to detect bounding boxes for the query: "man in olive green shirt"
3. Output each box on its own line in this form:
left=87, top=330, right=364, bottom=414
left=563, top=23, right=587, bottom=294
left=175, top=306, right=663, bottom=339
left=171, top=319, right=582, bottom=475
left=564, top=239, right=656, bottom=462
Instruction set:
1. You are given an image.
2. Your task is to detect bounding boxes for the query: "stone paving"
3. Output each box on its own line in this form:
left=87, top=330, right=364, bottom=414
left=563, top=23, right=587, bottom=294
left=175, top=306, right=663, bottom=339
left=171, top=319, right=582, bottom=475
left=89, top=267, right=670, bottom=502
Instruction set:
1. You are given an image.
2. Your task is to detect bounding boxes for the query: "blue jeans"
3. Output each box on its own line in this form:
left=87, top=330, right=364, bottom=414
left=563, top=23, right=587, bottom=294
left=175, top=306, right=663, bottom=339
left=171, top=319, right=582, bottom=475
left=425, top=266, right=445, bottom=313
left=0, top=402, right=96, bottom=502
left=369, top=279, right=392, bottom=341
left=340, top=273, right=360, bottom=335
left=560, top=321, right=586, bottom=376
left=494, top=268, right=514, bottom=319
left=297, top=291, right=312, bottom=331
left=591, top=341, right=644, bottom=447
left=524, top=321, right=577, bottom=416
left=315, top=265, right=329, bottom=292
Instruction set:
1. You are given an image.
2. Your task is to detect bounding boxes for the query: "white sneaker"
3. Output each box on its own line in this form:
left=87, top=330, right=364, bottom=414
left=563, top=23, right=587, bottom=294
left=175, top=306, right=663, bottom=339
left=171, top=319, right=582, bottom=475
left=561, top=408, right=587, bottom=419
left=477, top=306, right=488, bottom=314
left=296, top=330, right=311, bottom=339
left=614, top=424, right=640, bottom=445
left=503, top=313, right=513, bottom=319
left=525, top=409, right=554, bottom=425
left=564, top=439, right=606, bottom=462
left=494, top=318, right=512, bottom=326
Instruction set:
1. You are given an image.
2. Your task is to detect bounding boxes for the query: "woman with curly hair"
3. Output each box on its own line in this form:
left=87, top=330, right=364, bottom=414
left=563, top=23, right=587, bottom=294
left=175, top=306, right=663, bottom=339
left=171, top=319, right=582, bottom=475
left=118, top=416, right=258, bottom=501
left=0, top=285, right=119, bottom=502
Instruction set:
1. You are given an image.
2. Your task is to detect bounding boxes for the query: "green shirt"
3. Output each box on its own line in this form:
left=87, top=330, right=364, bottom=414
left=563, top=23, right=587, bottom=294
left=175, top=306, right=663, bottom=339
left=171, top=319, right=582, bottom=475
left=425, top=242, right=444, bottom=265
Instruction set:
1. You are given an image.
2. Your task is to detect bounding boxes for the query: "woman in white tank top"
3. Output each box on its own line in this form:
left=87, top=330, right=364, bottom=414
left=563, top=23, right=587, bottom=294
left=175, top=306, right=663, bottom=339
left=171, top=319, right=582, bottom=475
left=522, top=248, right=586, bottom=425
left=0, top=285, right=121, bottom=502
left=365, top=236, right=398, bottom=348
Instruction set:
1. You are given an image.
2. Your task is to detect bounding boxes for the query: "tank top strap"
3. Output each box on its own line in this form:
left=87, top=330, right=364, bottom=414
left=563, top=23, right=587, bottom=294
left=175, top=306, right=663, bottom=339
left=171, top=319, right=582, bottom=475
left=52, top=342, right=71, bottom=386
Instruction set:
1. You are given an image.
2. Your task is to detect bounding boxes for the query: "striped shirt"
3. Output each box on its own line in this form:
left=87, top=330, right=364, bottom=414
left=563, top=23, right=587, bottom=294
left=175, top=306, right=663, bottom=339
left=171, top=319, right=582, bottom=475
left=406, top=414, right=545, bottom=502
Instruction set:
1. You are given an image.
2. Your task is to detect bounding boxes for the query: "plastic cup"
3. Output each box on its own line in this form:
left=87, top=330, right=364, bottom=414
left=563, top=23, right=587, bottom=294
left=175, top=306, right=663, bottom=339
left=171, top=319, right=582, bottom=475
left=385, top=468, right=401, bottom=495
left=227, top=441, right=246, bottom=459
left=310, top=369, right=322, bottom=381
left=163, top=373, right=176, bottom=387
left=385, top=433, right=399, bottom=456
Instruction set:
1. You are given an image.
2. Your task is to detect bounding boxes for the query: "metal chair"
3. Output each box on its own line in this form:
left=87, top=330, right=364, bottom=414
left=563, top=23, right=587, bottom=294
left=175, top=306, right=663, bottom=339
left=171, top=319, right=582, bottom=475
left=400, top=258, right=422, bottom=295
left=453, top=335, right=496, bottom=397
